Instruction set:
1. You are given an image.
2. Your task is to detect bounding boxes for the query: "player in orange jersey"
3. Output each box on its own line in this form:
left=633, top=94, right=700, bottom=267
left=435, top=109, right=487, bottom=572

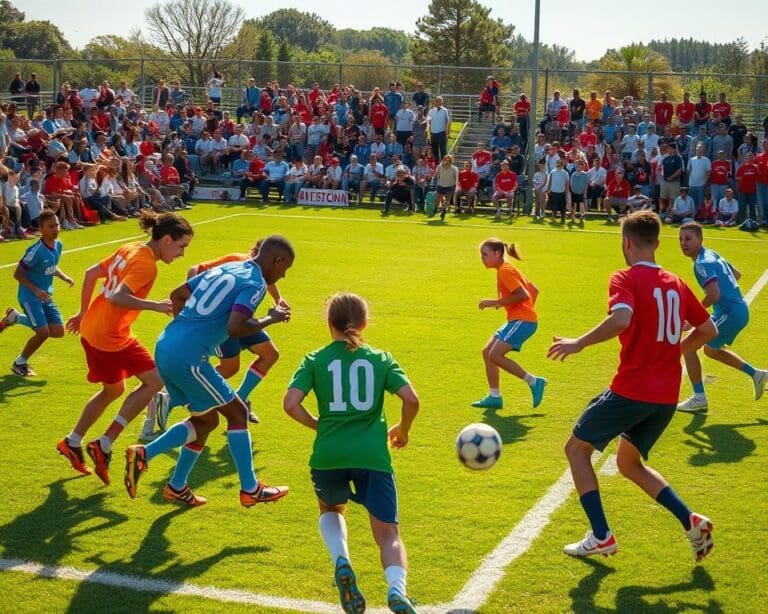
left=56, top=210, right=193, bottom=485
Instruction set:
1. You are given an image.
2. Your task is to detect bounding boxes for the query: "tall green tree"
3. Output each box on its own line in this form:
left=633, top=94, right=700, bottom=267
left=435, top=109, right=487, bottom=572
left=254, top=10, right=334, bottom=54
left=336, top=28, right=409, bottom=63
left=410, top=0, right=514, bottom=92
left=0, top=20, right=71, bottom=59
left=0, top=0, right=23, bottom=24
left=277, top=40, right=292, bottom=85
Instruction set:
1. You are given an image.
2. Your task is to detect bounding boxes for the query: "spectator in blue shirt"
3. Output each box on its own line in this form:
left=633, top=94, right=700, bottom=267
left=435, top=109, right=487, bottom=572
left=259, top=151, right=289, bottom=202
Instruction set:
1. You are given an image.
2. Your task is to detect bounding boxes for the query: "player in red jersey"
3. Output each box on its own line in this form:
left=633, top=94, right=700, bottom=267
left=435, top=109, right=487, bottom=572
left=548, top=211, right=717, bottom=561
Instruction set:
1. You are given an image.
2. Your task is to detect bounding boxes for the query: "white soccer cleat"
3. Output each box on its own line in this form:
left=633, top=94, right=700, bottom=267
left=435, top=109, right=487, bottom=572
left=150, top=390, right=172, bottom=432
left=677, top=395, right=708, bottom=413
left=564, top=530, right=617, bottom=558
left=686, top=512, right=713, bottom=562
left=752, top=369, right=767, bottom=401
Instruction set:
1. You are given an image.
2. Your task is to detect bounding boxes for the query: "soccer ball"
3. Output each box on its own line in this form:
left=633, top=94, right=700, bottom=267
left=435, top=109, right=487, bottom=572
left=456, top=423, right=502, bottom=470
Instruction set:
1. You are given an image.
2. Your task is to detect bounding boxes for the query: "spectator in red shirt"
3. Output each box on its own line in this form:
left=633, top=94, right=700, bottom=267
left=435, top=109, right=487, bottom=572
left=44, top=160, right=83, bottom=228
left=455, top=160, right=479, bottom=213
left=712, top=92, right=732, bottom=127
left=653, top=92, right=674, bottom=132
left=238, top=153, right=266, bottom=200
left=709, top=150, right=731, bottom=209
left=755, top=138, right=768, bottom=223
left=579, top=123, right=598, bottom=149
left=604, top=167, right=631, bottom=218
left=492, top=160, right=518, bottom=216
left=514, top=93, right=531, bottom=147
left=676, top=92, right=695, bottom=132
left=736, top=152, right=758, bottom=221
left=369, top=98, right=388, bottom=136
left=158, top=153, right=190, bottom=207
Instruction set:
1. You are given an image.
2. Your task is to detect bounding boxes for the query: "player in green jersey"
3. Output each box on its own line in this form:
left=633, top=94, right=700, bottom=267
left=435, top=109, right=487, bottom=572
left=284, top=292, right=420, bottom=614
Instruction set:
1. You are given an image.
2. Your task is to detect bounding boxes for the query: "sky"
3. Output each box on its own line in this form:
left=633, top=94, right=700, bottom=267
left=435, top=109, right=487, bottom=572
left=24, top=0, right=768, bottom=62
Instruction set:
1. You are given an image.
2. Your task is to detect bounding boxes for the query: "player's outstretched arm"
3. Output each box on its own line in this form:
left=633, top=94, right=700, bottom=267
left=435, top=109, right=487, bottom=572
left=548, top=308, right=632, bottom=361
left=66, top=263, right=105, bottom=334
left=283, top=387, right=318, bottom=431
left=108, top=284, right=173, bottom=314
left=389, top=384, right=420, bottom=449
left=680, top=317, right=718, bottom=355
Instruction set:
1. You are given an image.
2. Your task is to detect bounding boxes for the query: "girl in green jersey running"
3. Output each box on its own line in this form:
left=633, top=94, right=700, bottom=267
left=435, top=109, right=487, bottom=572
left=284, top=292, right=420, bottom=614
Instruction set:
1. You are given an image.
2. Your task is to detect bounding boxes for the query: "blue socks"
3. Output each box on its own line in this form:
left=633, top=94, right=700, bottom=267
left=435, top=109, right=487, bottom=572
left=692, top=381, right=705, bottom=395
left=742, top=363, right=756, bottom=377
left=227, top=428, right=258, bottom=492
left=145, top=421, right=194, bottom=461
left=236, top=365, right=264, bottom=403
left=169, top=444, right=203, bottom=490
left=656, top=485, right=692, bottom=530
left=579, top=490, right=610, bottom=540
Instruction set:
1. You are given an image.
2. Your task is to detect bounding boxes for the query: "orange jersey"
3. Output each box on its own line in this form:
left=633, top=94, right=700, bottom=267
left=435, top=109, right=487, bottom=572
left=497, top=262, right=537, bottom=323
left=80, top=243, right=158, bottom=352
left=195, top=252, right=248, bottom=274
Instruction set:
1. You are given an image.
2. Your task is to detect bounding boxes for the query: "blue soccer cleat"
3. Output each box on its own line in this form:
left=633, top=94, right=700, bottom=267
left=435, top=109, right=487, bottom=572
left=471, top=395, right=503, bottom=409
left=387, top=588, right=418, bottom=613
left=334, top=557, right=365, bottom=614
left=530, top=377, right=547, bottom=408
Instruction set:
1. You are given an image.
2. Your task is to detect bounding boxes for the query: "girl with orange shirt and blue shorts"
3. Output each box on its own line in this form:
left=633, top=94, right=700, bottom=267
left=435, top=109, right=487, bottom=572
left=472, top=238, right=547, bottom=410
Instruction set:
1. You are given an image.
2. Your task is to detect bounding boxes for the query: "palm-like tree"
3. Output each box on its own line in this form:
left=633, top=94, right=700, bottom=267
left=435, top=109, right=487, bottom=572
left=588, top=45, right=681, bottom=102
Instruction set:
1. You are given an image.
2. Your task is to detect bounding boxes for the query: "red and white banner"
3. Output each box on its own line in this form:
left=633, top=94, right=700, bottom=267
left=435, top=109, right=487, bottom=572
left=297, top=188, right=349, bottom=207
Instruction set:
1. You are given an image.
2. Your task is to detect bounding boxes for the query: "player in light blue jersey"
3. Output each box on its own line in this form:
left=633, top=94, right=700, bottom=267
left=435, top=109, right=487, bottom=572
left=677, top=222, right=767, bottom=412
left=1, top=211, right=73, bottom=376
left=124, top=235, right=294, bottom=507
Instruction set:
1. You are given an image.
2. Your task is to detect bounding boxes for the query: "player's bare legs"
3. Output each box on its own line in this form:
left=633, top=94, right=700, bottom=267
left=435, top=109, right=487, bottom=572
left=481, top=336, right=501, bottom=390
left=70, top=381, right=127, bottom=440
left=615, top=436, right=667, bottom=497
left=473, top=338, right=547, bottom=409
left=371, top=515, right=416, bottom=613
left=19, top=323, right=63, bottom=366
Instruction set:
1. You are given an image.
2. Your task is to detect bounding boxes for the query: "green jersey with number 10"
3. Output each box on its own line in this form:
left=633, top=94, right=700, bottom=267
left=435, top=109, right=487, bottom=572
left=288, top=341, right=410, bottom=473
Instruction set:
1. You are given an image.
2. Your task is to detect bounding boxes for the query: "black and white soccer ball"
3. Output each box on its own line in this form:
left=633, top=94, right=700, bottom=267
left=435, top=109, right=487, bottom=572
left=456, top=423, right=502, bottom=470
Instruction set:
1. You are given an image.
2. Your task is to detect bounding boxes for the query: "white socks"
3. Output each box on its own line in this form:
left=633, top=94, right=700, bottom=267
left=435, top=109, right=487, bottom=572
left=523, top=373, right=536, bottom=386
left=489, top=388, right=501, bottom=398
left=319, top=512, right=350, bottom=563
left=384, top=565, right=407, bottom=595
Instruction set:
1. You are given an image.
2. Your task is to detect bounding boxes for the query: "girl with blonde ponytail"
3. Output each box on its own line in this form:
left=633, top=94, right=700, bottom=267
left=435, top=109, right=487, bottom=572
left=473, top=238, right=547, bottom=411
left=284, top=292, right=420, bottom=614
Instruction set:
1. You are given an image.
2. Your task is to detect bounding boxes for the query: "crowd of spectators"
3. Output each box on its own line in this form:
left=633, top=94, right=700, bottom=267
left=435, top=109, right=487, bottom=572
left=2, top=71, right=768, bottom=243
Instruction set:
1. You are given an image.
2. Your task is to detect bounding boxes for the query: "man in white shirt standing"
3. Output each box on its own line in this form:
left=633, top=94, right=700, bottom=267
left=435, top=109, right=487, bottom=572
left=427, top=96, right=451, bottom=161
left=687, top=144, right=711, bottom=215
left=79, top=80, right=98, bottom=112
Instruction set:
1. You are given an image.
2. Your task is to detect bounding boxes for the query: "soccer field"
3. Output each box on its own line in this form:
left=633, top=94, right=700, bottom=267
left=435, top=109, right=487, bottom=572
left=0, top=204, right=767, bottom=613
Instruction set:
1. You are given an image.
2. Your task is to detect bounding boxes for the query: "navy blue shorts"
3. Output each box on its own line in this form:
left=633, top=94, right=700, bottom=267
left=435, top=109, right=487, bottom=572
left=215, top=331, right=270, bottom=359
left=310, top=468, right=399, bottom=524
left=573, top=389, right=676, bottom=460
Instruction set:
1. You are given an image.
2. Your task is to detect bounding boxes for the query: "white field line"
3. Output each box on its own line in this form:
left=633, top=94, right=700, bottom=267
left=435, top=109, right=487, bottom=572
left=2, top=209, right=764, bottom=271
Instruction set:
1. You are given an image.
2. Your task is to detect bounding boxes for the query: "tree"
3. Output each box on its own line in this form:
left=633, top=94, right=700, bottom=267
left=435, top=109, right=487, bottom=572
left=0, top=20, right=71, bottom=59
left=341, top=50, right=392, bottom=91
left=143, top=0, right=244, bottom=86
left=588, top=45, right=681, bottom=103
left=337, top=28, right=410, bottom=63
left=252, top=30, right=277, bottom=83
left=0, top=0, right=23, bottom=24
left=254, top=9, right=334, bottom=54
left=277, top=40, right=292, bottom=86
left=410, top=0, right=514, bottom=92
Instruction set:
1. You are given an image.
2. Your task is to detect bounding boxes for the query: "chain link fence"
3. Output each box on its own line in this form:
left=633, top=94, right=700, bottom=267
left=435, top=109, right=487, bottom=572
left=1, top=57, right=765, bottom=129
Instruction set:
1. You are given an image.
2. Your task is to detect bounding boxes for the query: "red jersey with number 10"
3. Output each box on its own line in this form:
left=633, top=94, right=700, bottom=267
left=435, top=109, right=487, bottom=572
left=607, top=263, right=709, bottom=404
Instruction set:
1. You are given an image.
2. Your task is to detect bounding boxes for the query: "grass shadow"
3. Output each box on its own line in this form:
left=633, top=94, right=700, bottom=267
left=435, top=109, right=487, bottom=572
left=481, top=408, right=545, bottom=445
left=682, top=413, right=767, bottom=466
left=0, top=373, right=47, bottom=404
left=570, top=558, right=720, bottom=613
left=65, top=507, right=268, bottom=613
left=0, top=478, right=128, bottom=564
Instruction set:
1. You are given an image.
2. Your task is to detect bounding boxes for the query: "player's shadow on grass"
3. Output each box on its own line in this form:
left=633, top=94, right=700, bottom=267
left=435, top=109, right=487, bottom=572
left=570, top=558, right=721, bottom=613
left=0, top=373, right=47, bottom=404
left=682, top=413, right=768, bottom=466
left=0, top=478, right=128, bottom=565
left=481, top=408, right=545, bottom=445
left=64, top=507, right=267, bottom=613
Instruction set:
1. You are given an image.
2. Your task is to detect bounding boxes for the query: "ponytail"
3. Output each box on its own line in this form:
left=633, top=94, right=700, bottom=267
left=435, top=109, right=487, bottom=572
left=139, top=210, right=194, bottom=241
left=325, top=292, right=368, bottom=351
left=506, top=242, right=523, bottom=260
left=481, top=238, right=522, bottom=261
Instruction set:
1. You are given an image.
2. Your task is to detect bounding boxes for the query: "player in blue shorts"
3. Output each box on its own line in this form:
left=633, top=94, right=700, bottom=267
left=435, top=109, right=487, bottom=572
left=0, top=211, right=73, bottom=376
left=124, top=235, right=294, bottom=507
left=677, top=222, right=767, bottom=412
left=147, top=246, right=290, bottom=435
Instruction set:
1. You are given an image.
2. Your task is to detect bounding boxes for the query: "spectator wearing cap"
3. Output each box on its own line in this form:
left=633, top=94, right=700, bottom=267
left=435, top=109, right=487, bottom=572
left=24, top=73, right=41, bottom=116
left=324, top=157, right=342, bottom=189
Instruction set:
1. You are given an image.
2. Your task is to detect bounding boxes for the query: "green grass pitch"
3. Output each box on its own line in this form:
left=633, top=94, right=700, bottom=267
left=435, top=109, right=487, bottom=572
left=0, top=204, right=767, bottom=613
